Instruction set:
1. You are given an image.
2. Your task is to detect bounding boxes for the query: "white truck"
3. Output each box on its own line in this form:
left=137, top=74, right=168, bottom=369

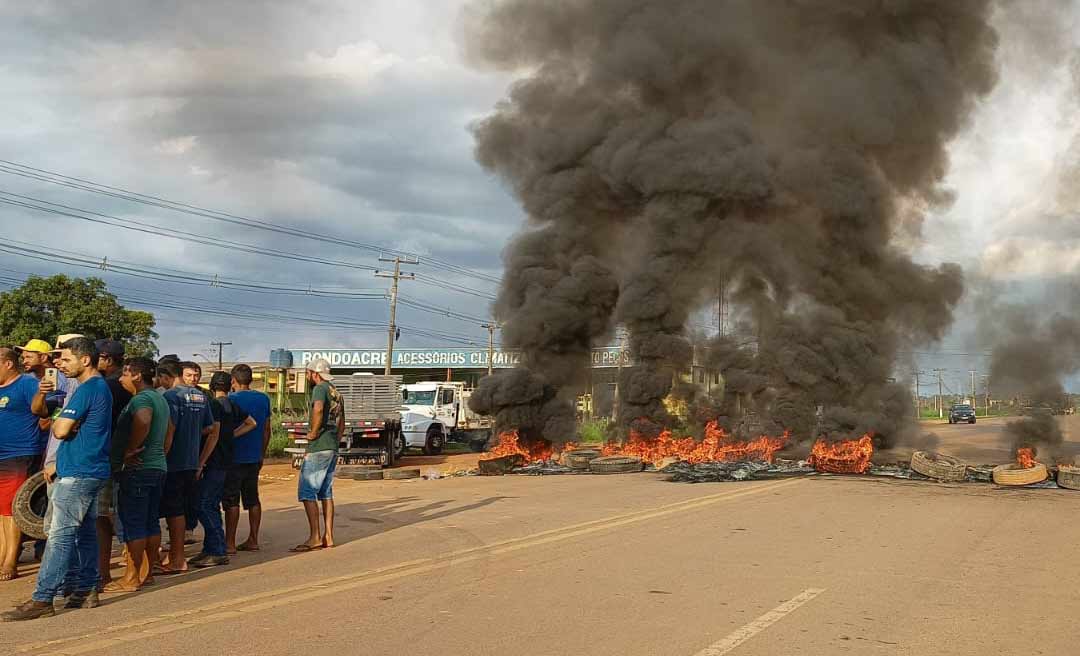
left=283, top=373, right=405, bottom=468
left=401, top=382, right=493, bottom=455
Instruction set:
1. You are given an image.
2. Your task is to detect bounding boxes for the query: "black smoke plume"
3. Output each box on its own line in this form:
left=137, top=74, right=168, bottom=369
left=466, top=0, right=998, bottom=441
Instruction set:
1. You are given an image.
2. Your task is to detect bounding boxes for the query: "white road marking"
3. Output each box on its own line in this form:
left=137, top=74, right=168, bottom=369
left=691, top=588, right=826, bottom=656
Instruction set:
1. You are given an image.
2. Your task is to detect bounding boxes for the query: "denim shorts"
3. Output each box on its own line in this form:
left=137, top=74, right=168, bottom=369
left=298, top=450, right=337, bottom=502
left=118, top=469, right=165, bottom=541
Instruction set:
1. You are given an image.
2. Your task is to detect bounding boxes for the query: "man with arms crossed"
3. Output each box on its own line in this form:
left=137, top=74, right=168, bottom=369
left=291, top=359, right=342, bottom=553
left=226, top=363, right=271, bottom=553
left=4, top=337, right=112, bottom=621
left=160, top=362, right=217, bottom=573
left=92, top=339, right=131, bottom=590
left=105, top=357, right=171, bottom=592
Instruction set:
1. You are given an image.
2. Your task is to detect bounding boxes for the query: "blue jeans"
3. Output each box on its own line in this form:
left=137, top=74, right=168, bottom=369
left=298, top=450, right=337, bottom=502
left=196, top=469, right=226, bottom=557
left=34, top=477, right=107, bottom=601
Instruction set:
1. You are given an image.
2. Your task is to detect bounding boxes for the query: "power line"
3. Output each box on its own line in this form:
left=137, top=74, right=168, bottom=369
left=0, top=276, right=487, bottom=347
left=0, top=159, right=502, bottom=285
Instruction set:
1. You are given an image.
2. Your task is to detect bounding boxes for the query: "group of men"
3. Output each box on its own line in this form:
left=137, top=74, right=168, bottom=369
left=0, top=336, right=317, bottom=622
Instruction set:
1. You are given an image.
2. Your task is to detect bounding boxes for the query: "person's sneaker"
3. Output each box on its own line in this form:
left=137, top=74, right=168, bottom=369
left=2, top=600, right=55, bottom=621
left=190, top=553, right=229, bottom=568
left=64, top=590, right=99, bottom=609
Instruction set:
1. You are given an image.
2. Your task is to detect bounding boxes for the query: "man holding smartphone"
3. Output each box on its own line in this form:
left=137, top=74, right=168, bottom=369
left=4, top=337, right=112, bottom=621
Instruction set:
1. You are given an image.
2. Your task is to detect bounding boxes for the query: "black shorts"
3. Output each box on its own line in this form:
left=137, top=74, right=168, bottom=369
left=160, top=470, right=198, bottom=520
left=223, top=463, right=261, bottom=510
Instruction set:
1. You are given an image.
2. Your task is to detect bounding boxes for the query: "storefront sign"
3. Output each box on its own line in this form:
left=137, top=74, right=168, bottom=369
left=286, top=347, right=630, bottom=370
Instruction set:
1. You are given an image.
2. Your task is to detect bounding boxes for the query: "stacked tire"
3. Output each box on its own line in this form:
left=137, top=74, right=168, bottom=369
left=909, top=451, right=968, bottom=483
left=992, top=463, right=1048, bottom=486
left=563, top=449, right=602, bottom=471
left=588, top=456, right=643, bottom=474
left=1057, top=465, right=1080, bottom=490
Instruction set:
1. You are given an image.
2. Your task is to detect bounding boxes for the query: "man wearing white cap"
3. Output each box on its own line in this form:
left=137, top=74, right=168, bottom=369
left=290, top=359, right=342, bottom=553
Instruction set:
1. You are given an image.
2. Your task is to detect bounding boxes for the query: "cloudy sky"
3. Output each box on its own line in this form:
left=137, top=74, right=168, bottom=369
left=1, top=1, right=1079, bottom=388
left=0, top=0, right=517, bottom=363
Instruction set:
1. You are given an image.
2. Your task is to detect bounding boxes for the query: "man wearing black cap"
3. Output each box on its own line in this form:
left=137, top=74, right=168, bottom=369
left=94, top=339, right=131, bottom=590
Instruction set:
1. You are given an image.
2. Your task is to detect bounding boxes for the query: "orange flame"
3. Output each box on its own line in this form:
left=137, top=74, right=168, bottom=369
left=1016, top=447, right=1037, bottom=469
left=808, top=435, right=874, bottom=474
left=600, top=421, right=787, bottom=466
left=481, top=421, right=787, bottom=467
left=480, top=430, right=553, bottom=463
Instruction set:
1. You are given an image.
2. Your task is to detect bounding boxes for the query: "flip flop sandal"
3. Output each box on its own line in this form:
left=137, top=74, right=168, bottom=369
left=289, top=544, right=321, bottom=553
left=0, top=570, right=18, bottom=582
left=102, top=582, right=138, bottom=594
left=236, top=544, right=261, bottom=552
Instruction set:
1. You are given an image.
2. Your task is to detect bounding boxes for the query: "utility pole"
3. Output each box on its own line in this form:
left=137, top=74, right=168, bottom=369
left=210, top=341, right=232, bottom=372
left=982, top=374, right=991, bottom=417
left=613, top=328, right=626, bottom=424
left=913, top=370, right=925, bottom=419
left=481, top=321, right=502, bottom=377
left=933, top=368, right=946, bottom=419
left=718, top=274, right=727, bottom=339
left=375, top=255, right=418, bottom=375
left=969, top=370, right=977, bottom=409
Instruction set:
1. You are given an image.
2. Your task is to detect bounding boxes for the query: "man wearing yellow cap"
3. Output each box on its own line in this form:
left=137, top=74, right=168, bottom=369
left=14, top=340, right=55, bottom=454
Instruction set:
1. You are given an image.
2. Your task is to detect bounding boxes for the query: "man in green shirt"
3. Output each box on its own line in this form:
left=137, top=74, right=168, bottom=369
left=106, top=357, right=173, bottom=593
left=291, top=358, right=343, bottom=553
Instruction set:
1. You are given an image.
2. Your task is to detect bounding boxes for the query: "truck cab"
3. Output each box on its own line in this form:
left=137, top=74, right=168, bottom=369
left=402, top=382, right=492, bottom=455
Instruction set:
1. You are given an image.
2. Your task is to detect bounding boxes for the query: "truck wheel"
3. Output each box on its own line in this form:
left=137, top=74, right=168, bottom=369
left=13, top=471, right=47, bottom=540
left=469, top=437, right=488, bottom=453
left=423, top=427, right=445, bottom=456
left=393, top=431, right=407, bottom=459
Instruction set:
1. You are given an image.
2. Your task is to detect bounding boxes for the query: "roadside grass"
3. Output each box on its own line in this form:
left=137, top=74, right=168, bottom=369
left=578, top=418, right=611, bottom=444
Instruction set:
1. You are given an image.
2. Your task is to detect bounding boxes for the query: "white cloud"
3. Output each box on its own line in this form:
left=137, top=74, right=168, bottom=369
left=155, top=135, right=198, bottom=155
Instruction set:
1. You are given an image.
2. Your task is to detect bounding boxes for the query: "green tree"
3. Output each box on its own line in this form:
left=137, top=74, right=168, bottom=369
left=0, top=275, right=158, bottom=356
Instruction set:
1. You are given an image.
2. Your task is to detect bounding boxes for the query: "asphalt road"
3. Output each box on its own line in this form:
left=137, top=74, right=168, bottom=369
left=3, top=421, right=1079, bottom=656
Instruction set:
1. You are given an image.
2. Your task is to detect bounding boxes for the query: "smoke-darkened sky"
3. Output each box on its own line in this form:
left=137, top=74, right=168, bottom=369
left=1, top=1, right=1079, bottom=382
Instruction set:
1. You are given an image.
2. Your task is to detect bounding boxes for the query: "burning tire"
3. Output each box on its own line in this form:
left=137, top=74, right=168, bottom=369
left=588, top=456, right=643, bottom=474
left=13, top=471, right=47, bottom=541
left=1057, top=465, right=1080, bottom=490
left=992, top=463, right=1048, bottom=486
left=564, top=449, right=601, bottom=470
left=910, top=451, right=967, bottom=483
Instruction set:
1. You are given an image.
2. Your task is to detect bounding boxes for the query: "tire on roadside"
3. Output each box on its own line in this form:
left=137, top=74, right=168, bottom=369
left=564, top=449, right=601, bottom=470
left=992, top=463, right=1048, bottom=486
left=13, top=471, right=47, bottom=540
left=910, top=451, right=968, bottom=483
left=588, top=456, right=643, bottom=474
left=1057, top=465, right=1080, bottom=490
left=423, top=427, right=444, bottom=456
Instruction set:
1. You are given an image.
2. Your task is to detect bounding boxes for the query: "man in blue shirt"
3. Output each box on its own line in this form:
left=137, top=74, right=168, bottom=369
left=0, top=347, right=47, bottom=582
left=225, top=363, right=272, bottom=553
left=159, top=361, right=218, bottom=574
left=5, top=337, right=112, bottom=621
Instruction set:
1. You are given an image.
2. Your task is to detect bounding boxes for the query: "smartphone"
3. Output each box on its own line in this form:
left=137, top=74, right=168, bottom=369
left=44, top=368, right=58, bottom=387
